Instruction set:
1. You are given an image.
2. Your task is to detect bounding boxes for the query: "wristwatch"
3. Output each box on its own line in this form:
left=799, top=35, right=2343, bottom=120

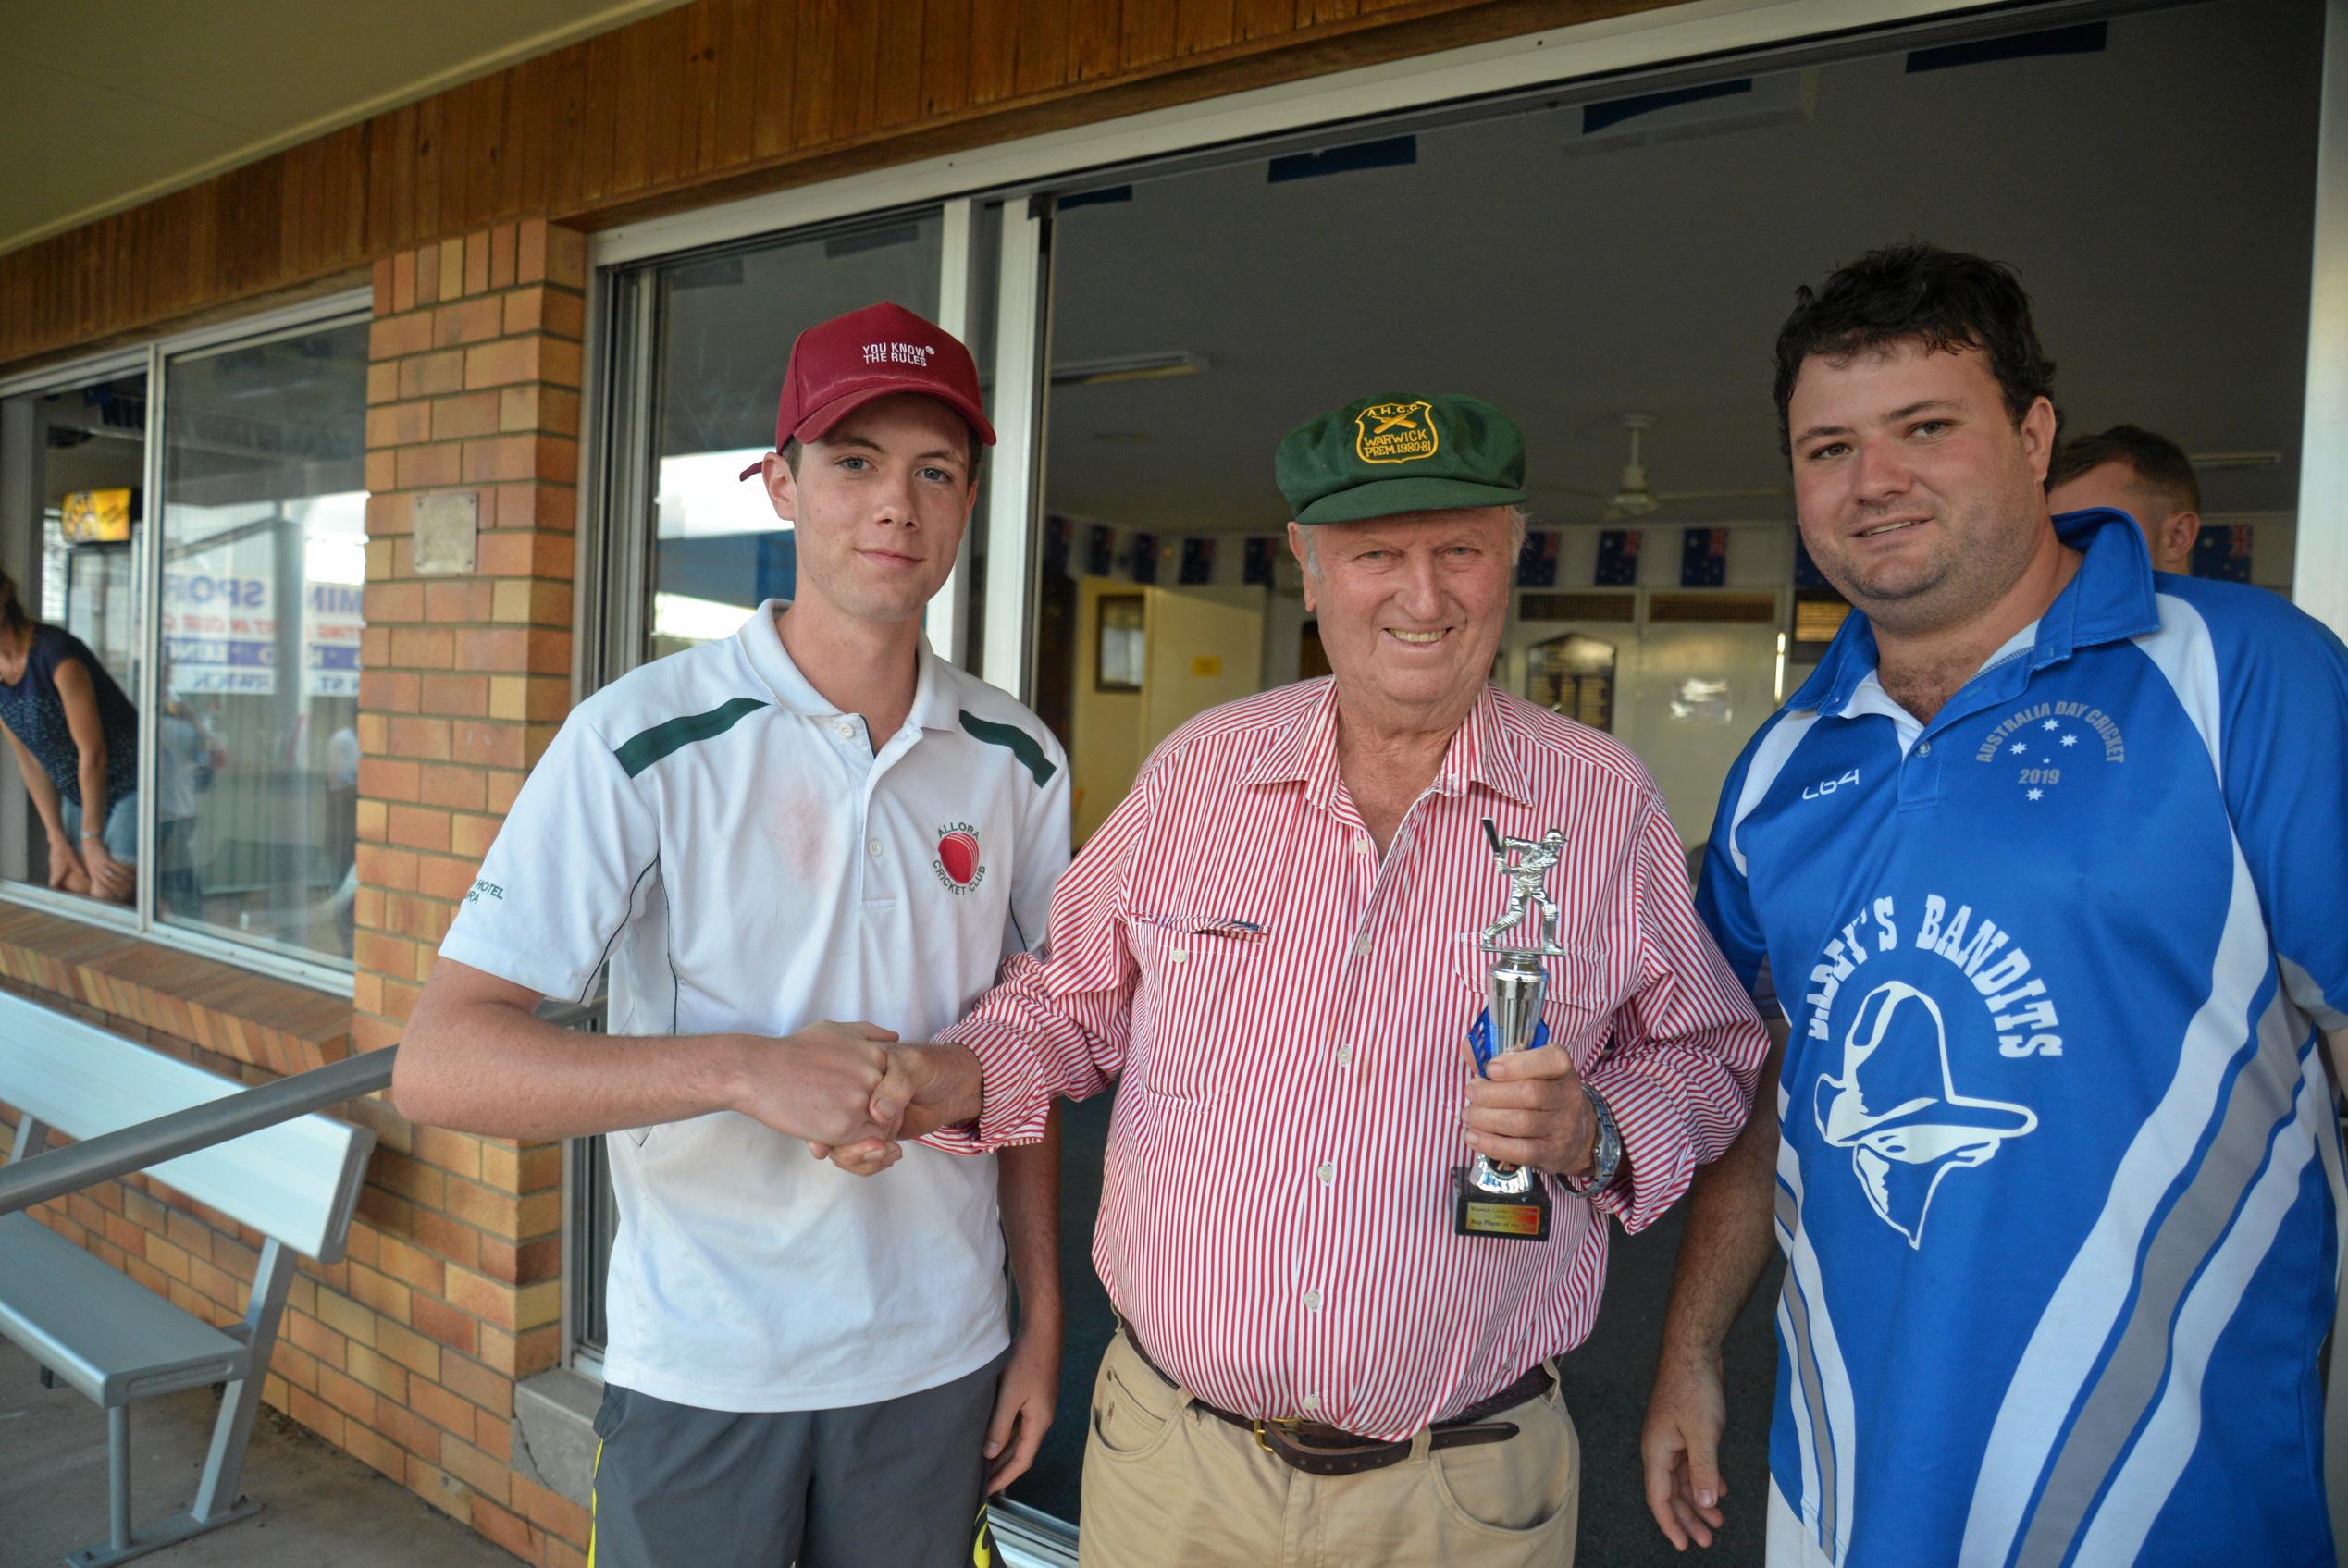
left=1562, top=1083, right=1623, bottom=1195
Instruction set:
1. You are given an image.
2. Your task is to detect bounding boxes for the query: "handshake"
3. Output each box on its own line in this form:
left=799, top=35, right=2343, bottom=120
left=727, top=1021, right=984, bottom=1177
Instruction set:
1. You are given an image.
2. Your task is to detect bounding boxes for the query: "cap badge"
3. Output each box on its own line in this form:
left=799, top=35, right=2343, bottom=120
left=1354, top=401, right=1440, bottom=464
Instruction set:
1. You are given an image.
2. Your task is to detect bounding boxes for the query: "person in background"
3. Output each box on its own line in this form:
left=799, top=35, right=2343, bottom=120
left=2045, top=423, right=2203, bottom=574
left=0, top=567, right=140, bottom=904
left=323, top=721, right=360, bottom=947
left=152, top=685, right=212, bottom=918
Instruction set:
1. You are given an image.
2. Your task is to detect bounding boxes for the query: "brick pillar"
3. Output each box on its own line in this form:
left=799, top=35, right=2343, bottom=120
left=347, top=219, right=590, bottom=1562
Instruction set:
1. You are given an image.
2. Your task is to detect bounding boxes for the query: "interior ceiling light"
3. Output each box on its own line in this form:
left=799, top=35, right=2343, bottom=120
left=1050, top=352, right=1209, bottom=387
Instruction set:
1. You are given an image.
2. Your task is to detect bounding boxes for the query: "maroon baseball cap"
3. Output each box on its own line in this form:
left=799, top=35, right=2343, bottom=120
left=736, top=302, right=995, bottom=480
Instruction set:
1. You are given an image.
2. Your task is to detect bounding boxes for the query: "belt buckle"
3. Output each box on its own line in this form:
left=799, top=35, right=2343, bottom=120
left=1253, top=1415, right=1305, bottom=1455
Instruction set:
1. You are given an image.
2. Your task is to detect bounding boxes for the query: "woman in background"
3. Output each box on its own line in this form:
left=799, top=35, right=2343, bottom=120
left=0, top=569, right=140, bottom=903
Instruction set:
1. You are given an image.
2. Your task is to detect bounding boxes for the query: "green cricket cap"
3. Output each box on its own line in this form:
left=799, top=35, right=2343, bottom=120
left=1275, top=393, right=1527, bottom=525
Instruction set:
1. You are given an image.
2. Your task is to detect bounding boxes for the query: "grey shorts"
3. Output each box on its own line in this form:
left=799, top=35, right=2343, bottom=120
left=587, top=1350, right=1007, bottom=1568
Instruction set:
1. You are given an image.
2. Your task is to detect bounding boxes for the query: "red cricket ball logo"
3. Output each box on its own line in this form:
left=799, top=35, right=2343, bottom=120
left=933, top=821, right=986, bottom=894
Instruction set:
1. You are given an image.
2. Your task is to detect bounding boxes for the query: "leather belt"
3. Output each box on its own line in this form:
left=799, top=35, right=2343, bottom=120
left=1113, top=1317, right=1551, bottom=1478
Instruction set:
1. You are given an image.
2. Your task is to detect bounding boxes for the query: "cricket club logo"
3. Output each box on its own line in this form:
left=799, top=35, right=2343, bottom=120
left=1814, top=980, right=2036, bottom=1248
left=933, top=821, right=987, bottom=895
left=1354, top=401, right=1440, bottom=464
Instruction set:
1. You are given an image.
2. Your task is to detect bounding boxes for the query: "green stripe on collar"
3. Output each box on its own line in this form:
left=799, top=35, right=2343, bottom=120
left=958, top=710, right=1057, bottom=787
left=613, top=698, right=769, bottom=777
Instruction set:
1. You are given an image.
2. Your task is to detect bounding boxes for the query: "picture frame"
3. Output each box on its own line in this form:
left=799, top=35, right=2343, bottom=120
left=1096, top=593, right=1145, bottom=691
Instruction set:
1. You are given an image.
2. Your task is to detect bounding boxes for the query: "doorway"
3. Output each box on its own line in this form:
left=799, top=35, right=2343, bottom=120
left=996, top=0, right=2326, bottom=1549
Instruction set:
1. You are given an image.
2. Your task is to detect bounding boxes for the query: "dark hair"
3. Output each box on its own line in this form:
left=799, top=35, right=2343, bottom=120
left=1773, top=242, right=2058, bottom=456
left=778, top=427, right=984, bottom=485
left=0, top=569, right=26, bottom=634
left=2046, top=424, right=2200, bottom=512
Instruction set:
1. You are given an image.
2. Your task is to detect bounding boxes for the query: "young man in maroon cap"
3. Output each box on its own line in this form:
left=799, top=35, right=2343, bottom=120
left=395, top=302, right=1071, bottom=1567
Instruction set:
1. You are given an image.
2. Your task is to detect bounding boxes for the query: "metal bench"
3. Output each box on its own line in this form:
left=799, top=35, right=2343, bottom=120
left=0, top=992, right=385, bottom=1567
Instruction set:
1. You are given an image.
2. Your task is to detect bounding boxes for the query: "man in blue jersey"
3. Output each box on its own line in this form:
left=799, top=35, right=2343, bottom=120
left=1637, top=242, right=2348, bottom=1566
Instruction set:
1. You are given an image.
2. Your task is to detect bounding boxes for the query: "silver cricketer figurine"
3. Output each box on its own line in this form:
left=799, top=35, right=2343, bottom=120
left=1461, top=820, right=1574, bottom=1221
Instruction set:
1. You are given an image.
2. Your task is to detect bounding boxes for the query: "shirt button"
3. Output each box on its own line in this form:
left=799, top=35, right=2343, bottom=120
left=1302, top=1290, right=1323, bottom=1312
left=835, top=720, right=856, bottom=739
left=1917, top=739, right=1934, bottom=757
left=1316, top=1162, right=1336, bottom=1186
left=1353, top=934, right=1372, bottom=957
left=1169, top=948, right=1188, bottom=964
left=1302, top=1393, right=1320, bottom=1412
left=1335, top=1043, right=1353, bottom=1068
left=867, top=838, right=883, bottom=858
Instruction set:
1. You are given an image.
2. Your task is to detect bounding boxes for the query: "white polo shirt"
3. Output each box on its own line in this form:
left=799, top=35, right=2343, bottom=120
left=439, top=600, right=1070, bottom=1411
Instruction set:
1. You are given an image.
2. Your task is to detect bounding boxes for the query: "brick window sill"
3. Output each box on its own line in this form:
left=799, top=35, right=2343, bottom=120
left=0, top=902, right=352, bottom=1077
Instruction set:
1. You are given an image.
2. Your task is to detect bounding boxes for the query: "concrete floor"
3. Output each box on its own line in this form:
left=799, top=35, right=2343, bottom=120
left=0, top=1340, right=519, bottom=1568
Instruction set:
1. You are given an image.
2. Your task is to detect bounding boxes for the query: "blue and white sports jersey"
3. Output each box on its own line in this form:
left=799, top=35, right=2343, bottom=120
left=1699, top=510, right=2348, bottom=1567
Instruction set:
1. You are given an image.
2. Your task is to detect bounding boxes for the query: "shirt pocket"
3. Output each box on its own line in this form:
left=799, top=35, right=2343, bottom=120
left=1130, top=913, right=1269, bottom=1103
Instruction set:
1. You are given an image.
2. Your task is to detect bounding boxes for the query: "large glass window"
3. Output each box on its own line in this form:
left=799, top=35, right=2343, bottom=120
left=158, top=321, right=368, bottom=961
left=0, top=305, right=366, bottom=979
left=0, top=369, right=150, bottom=904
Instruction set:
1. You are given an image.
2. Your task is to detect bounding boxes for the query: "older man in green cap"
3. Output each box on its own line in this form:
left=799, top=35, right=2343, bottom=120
left=862, top=392, right=1767, bottom=1566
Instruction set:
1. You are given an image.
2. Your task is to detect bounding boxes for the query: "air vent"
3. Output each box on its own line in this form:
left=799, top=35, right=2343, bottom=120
left=1519, top=592, right=1635, bottom=623
left=1649, top=593, right=1776, bottom=624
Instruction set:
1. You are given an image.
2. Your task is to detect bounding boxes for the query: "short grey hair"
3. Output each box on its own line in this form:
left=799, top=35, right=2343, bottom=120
left=1297, top=505, right=1530, bottom=578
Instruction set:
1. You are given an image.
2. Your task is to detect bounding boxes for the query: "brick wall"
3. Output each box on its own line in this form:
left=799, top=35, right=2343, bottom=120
left=336, top=218, right=590, bottom=1562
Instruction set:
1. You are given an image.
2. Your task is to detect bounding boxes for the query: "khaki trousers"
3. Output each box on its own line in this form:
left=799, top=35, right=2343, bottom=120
left=1076, top=1330, right=1579, bottom=1568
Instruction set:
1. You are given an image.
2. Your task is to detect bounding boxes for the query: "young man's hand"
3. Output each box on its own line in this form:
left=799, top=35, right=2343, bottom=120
left=985, top=1319, right=1059, bottom=1492
left=727, top=1022, right=902, bottom=1147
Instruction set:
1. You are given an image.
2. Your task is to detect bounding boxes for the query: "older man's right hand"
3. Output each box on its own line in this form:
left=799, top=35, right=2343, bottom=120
left=725, top=1021, right=905, bottom=1150
left=813, top=1043, right=986, bottom=1177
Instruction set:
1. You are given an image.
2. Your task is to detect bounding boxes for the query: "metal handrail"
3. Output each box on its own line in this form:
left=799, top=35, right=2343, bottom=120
left=0, top=1046, right=396, bottom=1220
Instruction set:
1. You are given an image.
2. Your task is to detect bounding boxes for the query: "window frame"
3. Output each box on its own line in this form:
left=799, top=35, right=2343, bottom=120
left=0, top=288, right=372, bottom=994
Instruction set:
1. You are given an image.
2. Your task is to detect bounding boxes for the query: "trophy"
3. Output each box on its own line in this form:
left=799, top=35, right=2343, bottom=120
left=1453, top=818, right=1568, bottom=1241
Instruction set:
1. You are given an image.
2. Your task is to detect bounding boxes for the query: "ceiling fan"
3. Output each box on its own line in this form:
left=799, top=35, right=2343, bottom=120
left=1561, top=413, right=1787, bottom=521
left=2184, top=450, right=2282, bottom=470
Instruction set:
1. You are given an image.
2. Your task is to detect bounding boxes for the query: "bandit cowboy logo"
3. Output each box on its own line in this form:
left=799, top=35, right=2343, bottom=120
left=1354, top=401, right=1440, bottom=464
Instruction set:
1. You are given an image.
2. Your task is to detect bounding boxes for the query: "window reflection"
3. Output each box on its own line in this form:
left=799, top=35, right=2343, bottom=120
left=159, top=321, right=368, bottom=960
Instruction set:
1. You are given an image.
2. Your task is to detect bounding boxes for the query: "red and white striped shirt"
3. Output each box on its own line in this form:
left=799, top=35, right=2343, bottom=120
left=941, top=678, right=1766, bottom=1438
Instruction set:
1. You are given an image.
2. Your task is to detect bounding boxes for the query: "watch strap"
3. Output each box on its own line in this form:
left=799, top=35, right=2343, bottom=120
left=1563, top=1082, right=1623, bottom=1195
